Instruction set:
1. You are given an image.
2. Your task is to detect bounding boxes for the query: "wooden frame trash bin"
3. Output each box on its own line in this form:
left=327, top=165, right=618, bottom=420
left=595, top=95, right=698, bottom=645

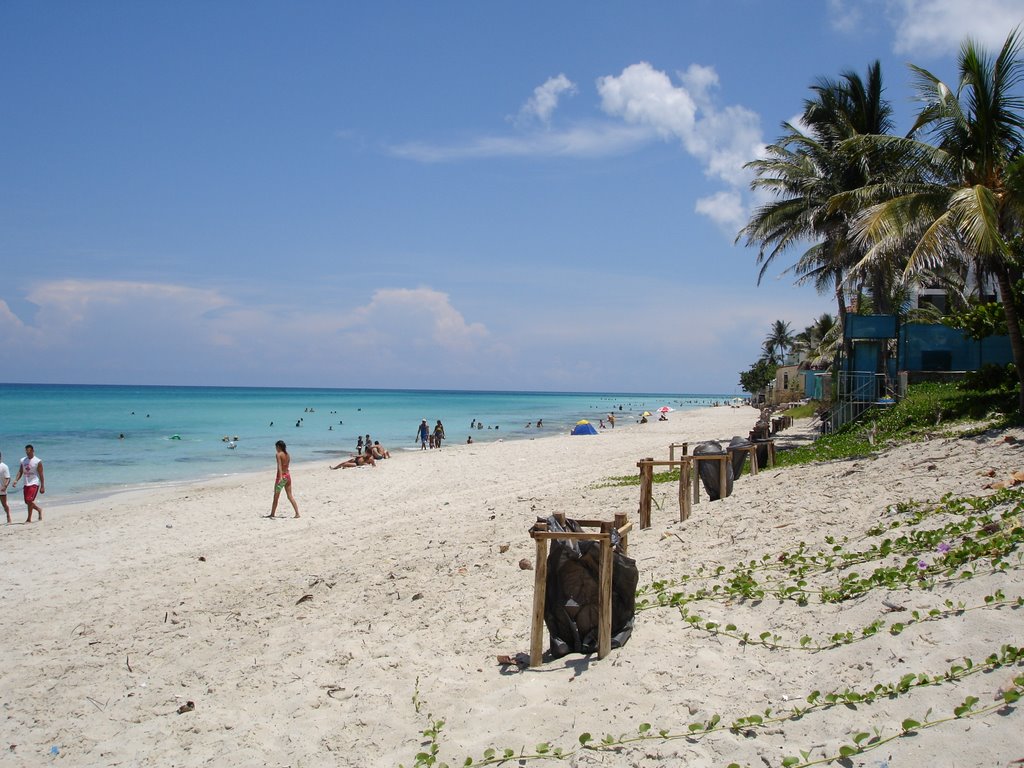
left=528, top=512, right=633, bottom=667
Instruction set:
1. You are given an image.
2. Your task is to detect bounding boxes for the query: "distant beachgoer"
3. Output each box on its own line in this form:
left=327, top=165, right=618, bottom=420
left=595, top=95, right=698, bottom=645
left=269, top=440, right=299, bottom=518
left=466, top=435, right=473, bottom=444
left=119, top=433, right=125, bottom=440
left=357, top=436, right=364, bottom=454
left=416, top=419, right=429, bottom=449
left=608, top=413, right=616, bottom=428
left=434, top=420, right=446, bottom=448
left=536, top=420, right=543, bottom=428
left=599, top=419, right=606, bottom=429
left=640, top=415, right=649, bottom=424
left=470, top=419, right=476, bottom=428
left=525, top=422, right=531, bottom=428
left=0, top=451, right=10, bottom=524
left=11, top=444, right=44, bottom=523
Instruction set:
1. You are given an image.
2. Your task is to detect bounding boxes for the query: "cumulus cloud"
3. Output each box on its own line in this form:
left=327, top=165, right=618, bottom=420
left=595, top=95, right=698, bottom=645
left=344, top=287, right=488, bottom=351
left=597, top=62, right=764, bottom=230
left=515, top=74, right=577, bottom=126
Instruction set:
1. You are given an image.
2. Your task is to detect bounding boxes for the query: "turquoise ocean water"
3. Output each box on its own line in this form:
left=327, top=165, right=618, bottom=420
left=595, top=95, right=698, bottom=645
left=0, top=384, right=732, bottom=500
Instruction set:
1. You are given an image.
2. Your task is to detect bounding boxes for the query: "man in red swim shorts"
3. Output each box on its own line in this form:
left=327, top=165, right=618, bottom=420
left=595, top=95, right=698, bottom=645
left=12, top=444, right=44, bottom=523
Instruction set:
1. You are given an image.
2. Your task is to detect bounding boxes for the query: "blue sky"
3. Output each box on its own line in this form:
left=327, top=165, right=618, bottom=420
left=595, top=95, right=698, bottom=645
left=2, top=1, right=1022, bottom=393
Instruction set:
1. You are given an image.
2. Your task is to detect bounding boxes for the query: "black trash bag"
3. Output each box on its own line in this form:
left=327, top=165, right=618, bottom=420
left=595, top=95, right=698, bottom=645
left=694, top=441, right=734, bottom=500
left=754, top=440, right=772, bottom=470
left=542, top=515, right=639, bottom=659
left=727, top=435, right=752, bottom=479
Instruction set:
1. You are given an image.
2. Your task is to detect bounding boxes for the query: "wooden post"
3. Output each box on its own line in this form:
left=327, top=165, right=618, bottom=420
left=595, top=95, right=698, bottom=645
left=669, top=442, right=688, bottom=461
left=529, top=523, right=549, bottom=667
left=597, top=532, right=613, bottom=659
left=719, top=455, right=728, bottom=498
left=748, top=445, right=758, bottom=475
left=680, top=458, right=691, bottom=521
left=637, top=458, right=654, bottom=529
left=614, top=513, right=628, bottom=555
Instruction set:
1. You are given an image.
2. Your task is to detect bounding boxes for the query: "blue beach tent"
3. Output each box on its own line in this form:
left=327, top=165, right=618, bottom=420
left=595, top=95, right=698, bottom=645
left=571, top=420, right=598, bottom=436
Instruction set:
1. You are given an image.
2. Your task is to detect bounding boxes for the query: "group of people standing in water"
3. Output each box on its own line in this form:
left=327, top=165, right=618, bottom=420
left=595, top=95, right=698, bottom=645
left=415, top=419, right=446, bottom=450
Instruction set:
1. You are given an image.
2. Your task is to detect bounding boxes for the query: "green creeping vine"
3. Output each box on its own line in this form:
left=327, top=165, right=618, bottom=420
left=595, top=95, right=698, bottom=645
left=676, top=591, right=1021, bottom=651
left=400, top=648, right=1024, bottom=767
left=636, top=488, right=1024, bottom=608
left=398, top=490, right=1024, bottom=767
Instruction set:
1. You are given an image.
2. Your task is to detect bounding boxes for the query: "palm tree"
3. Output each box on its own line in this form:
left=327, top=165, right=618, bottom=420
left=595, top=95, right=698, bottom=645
left=851, top=30, right=1024, bottom=411
left=764, top=319, right=795, bottom=364
left=793, top=313, right=836, bottom=363
left=739, top=62, right=897, bottom=353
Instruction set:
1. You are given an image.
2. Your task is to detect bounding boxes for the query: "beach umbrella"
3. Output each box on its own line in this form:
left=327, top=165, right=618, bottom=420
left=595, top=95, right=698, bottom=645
left=642, top=411, right=652, bottom=417
left=657, top=406, right=673, bottom=413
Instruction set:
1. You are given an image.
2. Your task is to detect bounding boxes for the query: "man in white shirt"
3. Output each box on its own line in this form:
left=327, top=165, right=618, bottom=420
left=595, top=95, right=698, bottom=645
left=12, top=444, right=44, bottom=523
left=0, top=451, right=10, bottom=524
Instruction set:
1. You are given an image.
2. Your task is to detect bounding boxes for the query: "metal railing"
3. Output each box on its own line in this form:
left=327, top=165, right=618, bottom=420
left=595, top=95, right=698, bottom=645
left=822, top=372, right=888, bottom=433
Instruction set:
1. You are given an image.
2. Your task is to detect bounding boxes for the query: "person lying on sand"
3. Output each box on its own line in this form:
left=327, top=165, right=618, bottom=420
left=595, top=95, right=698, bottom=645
left=331, top=447, right=377, bottom=469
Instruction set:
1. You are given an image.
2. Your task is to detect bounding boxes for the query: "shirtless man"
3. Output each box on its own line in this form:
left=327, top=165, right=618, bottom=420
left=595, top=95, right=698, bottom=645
left=11, top=444, right=44, bottom=523
left=269, top=440, right=300, bottom=518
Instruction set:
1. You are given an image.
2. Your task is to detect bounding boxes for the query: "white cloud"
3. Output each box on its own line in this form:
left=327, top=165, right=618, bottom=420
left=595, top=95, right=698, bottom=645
left=830, top=0, right=1024, bottom=56
left=0, top=279, right=493, bottom=387
left=597, top=61, right=765, bottom=231
left=387, top=122, right=652, bottom=162
left=892, top=0, right=1022, bottom=54
left=345, top=287, right=488, bottom=351
left=695, top=191, right=746, bottom=232
left=515, top=74, right=577, bottom=126
left=388, top=62, right=766, bottom=234
left=827, top=0, right=865, bottom=33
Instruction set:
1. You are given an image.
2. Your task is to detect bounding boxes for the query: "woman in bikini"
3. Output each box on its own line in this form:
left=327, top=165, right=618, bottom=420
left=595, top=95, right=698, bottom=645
left=330, top=446, right=377, bottom=469
left=270, top=440, right=300, bottom=518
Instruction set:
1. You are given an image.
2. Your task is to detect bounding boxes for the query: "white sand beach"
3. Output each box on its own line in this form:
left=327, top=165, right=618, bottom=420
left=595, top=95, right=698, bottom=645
left=2, top=406, right=1022, bottom=767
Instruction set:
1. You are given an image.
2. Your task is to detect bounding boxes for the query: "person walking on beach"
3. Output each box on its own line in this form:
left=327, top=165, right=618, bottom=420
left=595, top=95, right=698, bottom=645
left=0, top=451, right=10, bottom=524
left=11, top=444, right=44, bottom=523
left=269, top=440, right=300, bottom=518
left=416, top=419, right=429, bottom=450
left=433, top=420, right=446, bottom=449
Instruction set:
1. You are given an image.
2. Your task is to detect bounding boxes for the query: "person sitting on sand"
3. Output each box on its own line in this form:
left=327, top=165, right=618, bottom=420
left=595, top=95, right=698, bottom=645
left=371, top=441, right=390, bottom=459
